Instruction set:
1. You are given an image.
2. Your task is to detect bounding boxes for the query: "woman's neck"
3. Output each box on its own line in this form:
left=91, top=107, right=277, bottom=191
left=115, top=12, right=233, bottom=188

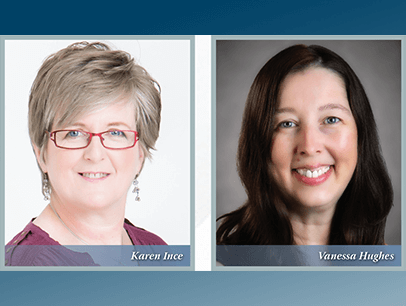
left=33, top=195, right=130, bottom=245
left=291, top=219, right=331, bottom=245
left=289, top=205, right=336, bottom=245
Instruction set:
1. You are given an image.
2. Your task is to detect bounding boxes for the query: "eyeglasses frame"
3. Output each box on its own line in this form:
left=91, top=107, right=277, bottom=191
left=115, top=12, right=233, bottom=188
left=48, top=129, right=139, bottom=150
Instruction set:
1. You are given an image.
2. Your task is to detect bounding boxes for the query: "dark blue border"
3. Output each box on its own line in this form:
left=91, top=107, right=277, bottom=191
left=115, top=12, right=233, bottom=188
left=1, top=0, right=406, bottom=34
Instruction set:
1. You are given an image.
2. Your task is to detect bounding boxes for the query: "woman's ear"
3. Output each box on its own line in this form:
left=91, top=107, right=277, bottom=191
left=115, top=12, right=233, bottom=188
left=33, top=144, right=47, bottom=173
left=136, top=147, right=145, bottom=174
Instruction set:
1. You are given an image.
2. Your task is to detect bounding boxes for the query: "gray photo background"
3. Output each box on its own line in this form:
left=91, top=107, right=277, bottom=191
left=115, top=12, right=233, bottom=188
left=216, top=39, right=401, bottom=245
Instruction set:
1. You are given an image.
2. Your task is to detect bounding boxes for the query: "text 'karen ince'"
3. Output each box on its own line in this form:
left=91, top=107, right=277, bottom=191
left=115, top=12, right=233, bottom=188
left=131, top=251, right=184, bottom=261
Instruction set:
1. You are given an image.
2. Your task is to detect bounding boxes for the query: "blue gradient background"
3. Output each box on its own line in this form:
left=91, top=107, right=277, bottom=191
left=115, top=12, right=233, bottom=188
left=1, top=0, right=406, bottom=304
left=1, top=272, right=406, bottom=304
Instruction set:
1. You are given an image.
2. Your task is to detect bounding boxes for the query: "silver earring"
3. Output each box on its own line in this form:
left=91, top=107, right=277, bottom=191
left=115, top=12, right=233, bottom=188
left=43, top=173, right=51, bottom=201
left=132, top=178, right=140, bottom=201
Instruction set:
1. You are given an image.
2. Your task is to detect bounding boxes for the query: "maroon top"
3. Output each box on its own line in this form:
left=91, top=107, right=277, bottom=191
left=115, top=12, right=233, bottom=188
left=5, top=218, right=167, bottom=266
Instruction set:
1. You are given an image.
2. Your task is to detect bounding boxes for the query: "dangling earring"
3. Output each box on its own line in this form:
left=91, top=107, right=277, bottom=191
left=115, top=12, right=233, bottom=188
left=132, top=176, right=140, bottom=201
left=43, top=173, right=51, bottom=201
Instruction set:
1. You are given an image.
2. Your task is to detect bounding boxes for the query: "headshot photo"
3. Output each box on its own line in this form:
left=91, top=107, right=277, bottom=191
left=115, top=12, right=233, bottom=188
left=216, top=40, right=401, bottom=253
left=4, top=39, right=191, bottom=266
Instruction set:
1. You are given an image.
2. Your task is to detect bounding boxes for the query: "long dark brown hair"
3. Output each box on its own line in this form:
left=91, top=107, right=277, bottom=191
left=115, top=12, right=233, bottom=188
left=217, top=44, right=393, bottom=245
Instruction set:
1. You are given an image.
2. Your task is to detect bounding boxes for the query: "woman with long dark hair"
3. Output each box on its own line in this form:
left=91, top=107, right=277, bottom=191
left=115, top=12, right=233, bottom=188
left=217, top=44, right=393, bottom=246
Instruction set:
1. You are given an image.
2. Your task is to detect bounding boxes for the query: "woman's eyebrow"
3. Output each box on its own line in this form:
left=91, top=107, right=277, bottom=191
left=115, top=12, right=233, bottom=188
left=62, top=122, right=133, bottom=129
left=276, top=104, right=351, bottom=116
left=107, top=122, right=132, bottom=129
left=318, top=103, right=351, bottom=113
left=275, top=107, right=295, bottom=114
left=63, top=122, right=86, bottom=128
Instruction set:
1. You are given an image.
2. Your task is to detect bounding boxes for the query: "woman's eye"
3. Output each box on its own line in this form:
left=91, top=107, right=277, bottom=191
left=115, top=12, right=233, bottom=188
left=324, top=117, right=341, bottom=124
left=278, top=121, right=296, bottom=129
left=67, top=130, right=81, bottom=137
left=110, top=130, right=125, bottom=137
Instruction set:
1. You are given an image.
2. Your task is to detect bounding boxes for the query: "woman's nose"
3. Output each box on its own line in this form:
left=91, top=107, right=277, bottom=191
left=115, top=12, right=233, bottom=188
left=294, top=125, right=323, bottom=156
left=83, top=135, right=106, bottom=161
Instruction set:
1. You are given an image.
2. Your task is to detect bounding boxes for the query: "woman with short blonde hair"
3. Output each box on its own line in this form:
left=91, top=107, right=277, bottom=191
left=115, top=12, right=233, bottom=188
left=7, top=41, right=166, bottom=266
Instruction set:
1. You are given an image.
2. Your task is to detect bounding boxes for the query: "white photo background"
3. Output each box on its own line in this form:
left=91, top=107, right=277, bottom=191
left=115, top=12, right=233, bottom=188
left=5, top=39, right=190, bottom=245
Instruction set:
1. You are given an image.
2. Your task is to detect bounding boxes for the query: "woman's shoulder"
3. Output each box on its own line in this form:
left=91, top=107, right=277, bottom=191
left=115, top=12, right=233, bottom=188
left=7, top=219, right=60, bottom=247
left=5, top=220, right=97, bottom=266
left=124, top=219, right=167, bottom=245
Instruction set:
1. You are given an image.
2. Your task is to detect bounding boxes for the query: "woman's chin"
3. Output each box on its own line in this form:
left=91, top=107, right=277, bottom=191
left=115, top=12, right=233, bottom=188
left=289, top=194, right=338, bottom=212
left=68, top=195, right=125, bottom=211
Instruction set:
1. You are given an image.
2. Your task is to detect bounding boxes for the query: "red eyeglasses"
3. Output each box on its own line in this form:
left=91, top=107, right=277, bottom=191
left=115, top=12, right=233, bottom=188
left=48, top=130, right=138, bottom=150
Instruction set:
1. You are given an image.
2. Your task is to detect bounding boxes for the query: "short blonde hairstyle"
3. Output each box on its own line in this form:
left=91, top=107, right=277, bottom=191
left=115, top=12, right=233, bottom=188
left=29, top=41, right=161, bottom=191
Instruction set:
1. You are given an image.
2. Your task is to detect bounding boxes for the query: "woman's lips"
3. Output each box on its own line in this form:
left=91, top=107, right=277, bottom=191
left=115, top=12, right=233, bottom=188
left=79, top=172, right=110, bottom=182
left=293, top=166, right=333, bottom=186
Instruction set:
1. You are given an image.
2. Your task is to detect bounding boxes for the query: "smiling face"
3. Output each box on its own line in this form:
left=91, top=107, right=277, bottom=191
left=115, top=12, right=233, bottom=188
left=34, top=100, right=144, bottom=211
left=270, top=67, right=358, bottom=212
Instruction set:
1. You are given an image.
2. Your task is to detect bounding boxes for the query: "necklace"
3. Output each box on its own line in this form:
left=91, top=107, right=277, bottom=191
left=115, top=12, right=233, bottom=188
left=50, top=203, right=89, bottom=245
